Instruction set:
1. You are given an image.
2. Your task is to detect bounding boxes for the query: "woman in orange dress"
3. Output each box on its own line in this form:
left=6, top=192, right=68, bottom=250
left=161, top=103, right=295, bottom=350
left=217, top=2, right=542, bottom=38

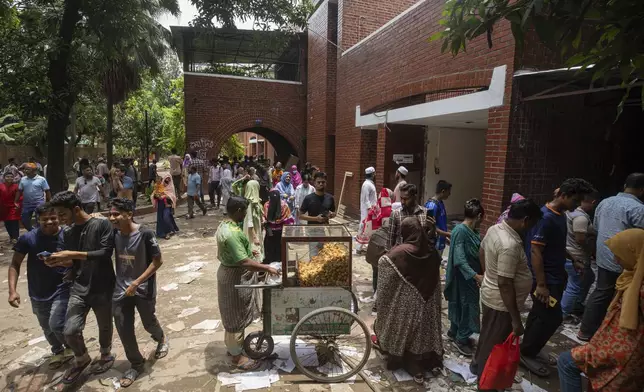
left=557, top=228, right=644, bottom=392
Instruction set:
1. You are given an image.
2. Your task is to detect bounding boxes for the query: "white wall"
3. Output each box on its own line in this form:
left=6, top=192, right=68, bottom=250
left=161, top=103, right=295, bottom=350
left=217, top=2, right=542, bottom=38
left=423, top=127, right=486, bottom=218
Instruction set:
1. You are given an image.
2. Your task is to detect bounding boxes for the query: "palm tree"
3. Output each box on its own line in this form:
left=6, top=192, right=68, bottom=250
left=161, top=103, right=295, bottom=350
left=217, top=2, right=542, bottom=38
left=96, top=0, right=178, bottom=166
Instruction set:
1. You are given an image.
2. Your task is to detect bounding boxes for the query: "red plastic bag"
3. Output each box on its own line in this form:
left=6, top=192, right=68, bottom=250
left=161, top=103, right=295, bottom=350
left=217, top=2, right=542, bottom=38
left=479, top=333, right=520, bottom=389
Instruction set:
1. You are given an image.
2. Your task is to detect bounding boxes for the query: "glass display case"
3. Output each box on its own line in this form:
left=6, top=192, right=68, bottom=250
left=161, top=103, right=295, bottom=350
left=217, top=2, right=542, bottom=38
left=281, top=224, right=353, bottom=288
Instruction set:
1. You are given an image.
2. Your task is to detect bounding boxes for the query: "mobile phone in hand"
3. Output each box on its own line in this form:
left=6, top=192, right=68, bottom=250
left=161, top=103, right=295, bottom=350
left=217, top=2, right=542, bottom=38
left=37, top=251, right=52, bottom=259
left=426, top=208, right=434, bottom=219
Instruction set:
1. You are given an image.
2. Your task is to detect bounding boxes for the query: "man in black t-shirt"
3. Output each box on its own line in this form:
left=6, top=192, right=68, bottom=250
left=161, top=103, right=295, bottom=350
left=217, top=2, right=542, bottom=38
left=46, top=191, right=115, bottom=385
left=299, top=172, right=336, bottom=257
left=299, top=171, right=336, bottom=225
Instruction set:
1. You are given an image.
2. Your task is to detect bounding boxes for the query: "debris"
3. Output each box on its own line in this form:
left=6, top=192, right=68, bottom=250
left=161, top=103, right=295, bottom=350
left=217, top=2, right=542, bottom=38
left=560, top=327, right=586, bottom=345
left=161, top=283, right=179, bottom=292
left=443, top=358, right=477, bottom=384
left=317, top=362, right=356, bottom=384
left=28, top=336, right=47, bottom=346
left=179, top=295, right=192, bottom=301
left=392, top=369, right=413, bottom=382
left=191, top=320, right=221, bottom=330
left=187, top=255, right=205, bottom=261
left=179, top=272, right=203, bottom=284
left=167, top=321, right=186, bottom=332
left=358, top=294, right=376, bottom=304
left=177, top=307, right=201, bottom=318
left=174, top=262, right=207, bottom=273
left=356, top=285, right=373, bottom=293
left=362, top=369, right=381, bottom=383
left=217, top=370, right=280, bottom=392
left=520, top=379, right=548, bottom=392
left=16, top=346, right=50, bottom=367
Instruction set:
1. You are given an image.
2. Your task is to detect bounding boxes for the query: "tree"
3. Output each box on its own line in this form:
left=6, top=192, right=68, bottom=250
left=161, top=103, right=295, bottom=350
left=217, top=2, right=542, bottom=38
left=161, top=77, right=186, bottom=154
left=435, top=0, right=644, bottom=110
left=191, top=0, right=313, bottom=30
left=221, top=135, right=245, bottom=160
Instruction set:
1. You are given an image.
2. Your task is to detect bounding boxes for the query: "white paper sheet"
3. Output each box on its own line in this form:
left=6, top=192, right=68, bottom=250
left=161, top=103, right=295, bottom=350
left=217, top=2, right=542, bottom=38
left=177, top=307, right=201, bottom=318
left=560, top=327, right=586, bottom=345
left=392, top=369, right=413, bottom=382
left=174, top=261, right=207, bottom=273
left=179, top=295, right=192, bottom=301
left=443, top=358, right=477, bottom=384
left=28, top=336, right=47, bottom=346
left=520, top=379, right=548, bottom=392
left=179, top=272, right=203, bottom=284
left=191, top=319, right=221, bottom=330
left=166, top=321, right=186, bottom=332
left=16, top=347, right=50, bottom=367
left=161, top=283, right=179, bottom=291
left=218, top=370, right=279, bottom=392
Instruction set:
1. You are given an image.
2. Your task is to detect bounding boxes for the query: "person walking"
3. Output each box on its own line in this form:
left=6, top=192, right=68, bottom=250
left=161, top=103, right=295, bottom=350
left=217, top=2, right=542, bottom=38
left=15, top=163, right=51, bottom=231
left=151, top=175, right=179, bottom=239
left=0, top=172, right=21, bottom=243
left=290, top=165, right=302, bottom=189
left=445, top=199, right=485, bottom=357
left=578, top=173, right=644, bottom=341
left=147, top=159, right=158, bottom=189
left=46, top=191, right=116, bottom=385
left=557, top=228, right=644, bottom=392
left=167, top=149, right=183, bottom=200
left=294, top=174, right=314, bottom=224
left=217, top=196, right=278, bottom=369
left=220, top=165, right=234, bottom=213
left=109, top=198, right=169, bottom=387
left=471, top=199, right=543, bottom=385
left=8, top=203, right=74, bottom=369
left=74, top=165, right=102, bottom=214
left=388, top=183, right=434, bottom=250
left=209, top=159, right=223, bottom=208
left=263, top=190, right=295, bottom=263
left=186, top=166, right=207, bottom=219
left=520, top=178, right=595, bottom=377
left=275, top=172, right=295, bottom=217
left=357, top=167, right=377, bottom=254
left=425, top=180, right=452, bottom=255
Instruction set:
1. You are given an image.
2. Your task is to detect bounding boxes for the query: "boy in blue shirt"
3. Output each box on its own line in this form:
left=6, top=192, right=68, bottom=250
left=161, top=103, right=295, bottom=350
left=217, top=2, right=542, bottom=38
left=8, top=203, right=73, bottom=368
left=425, top=180, right=452, bottom=254
left=520, top=178, right=595, bottom=377
left=15, top=163, right=51, bottom=231
left=187, top=165, right=207, bottom=218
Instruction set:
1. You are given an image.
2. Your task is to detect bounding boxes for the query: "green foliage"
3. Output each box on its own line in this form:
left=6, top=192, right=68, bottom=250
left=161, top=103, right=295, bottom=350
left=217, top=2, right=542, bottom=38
left=161, top=77, right=186, bottom=154
left=191, top=0, right=314, bottom=30
left=221, top=135, right=245, bottom=160
left=435, top=0, right=644, bottom=107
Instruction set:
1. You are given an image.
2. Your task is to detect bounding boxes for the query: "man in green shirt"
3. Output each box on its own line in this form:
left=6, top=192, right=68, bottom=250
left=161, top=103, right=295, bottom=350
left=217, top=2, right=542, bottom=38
left=216, top=195, right=277, bottom=371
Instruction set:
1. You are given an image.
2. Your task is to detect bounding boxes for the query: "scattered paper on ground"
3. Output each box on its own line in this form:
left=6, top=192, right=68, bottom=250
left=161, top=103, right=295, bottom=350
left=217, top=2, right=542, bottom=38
left=28, top=336, right=47, bottom=346
left=174, top=262, right=207, bottom=273
left=317, top=362, right=356, bottom=384
left=191, top=319, right=221, bottom=330
left=560, top=327, right=585, bottom=345
left=179, top=295, right=192, bottom=301
left=16, top=346, right=50, bottom=367
left=363, top=369, right=381, bottom=382
left=180, top=272, right=203, bottom=284
left=178, top=307, right=201, bottom=318
left=167, top=321, right=186, bottom=332
left=217, top=370, right=280, bottom=392
left=161, top=283, right=179, bottom=292
left=521, top=379, right=548, bottom=392
left=392, top=369, right=413, bottom=382
left=271, top=338, right=319, bottom=372
left=443, top=358, right=477, bottom=384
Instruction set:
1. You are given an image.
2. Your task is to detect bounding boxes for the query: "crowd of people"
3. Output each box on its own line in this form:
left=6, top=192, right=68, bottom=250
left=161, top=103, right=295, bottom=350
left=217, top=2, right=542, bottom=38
left=3, top=150, right=644, bottom=390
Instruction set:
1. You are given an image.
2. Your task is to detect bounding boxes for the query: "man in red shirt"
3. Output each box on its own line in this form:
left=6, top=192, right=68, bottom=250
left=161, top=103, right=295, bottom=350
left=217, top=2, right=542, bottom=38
left=0, top=172, right=21, bottom=243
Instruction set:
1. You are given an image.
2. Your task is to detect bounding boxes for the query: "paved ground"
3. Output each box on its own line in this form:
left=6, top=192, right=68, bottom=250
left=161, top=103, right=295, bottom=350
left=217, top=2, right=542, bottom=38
left=0, top=203, right=588, bottom=391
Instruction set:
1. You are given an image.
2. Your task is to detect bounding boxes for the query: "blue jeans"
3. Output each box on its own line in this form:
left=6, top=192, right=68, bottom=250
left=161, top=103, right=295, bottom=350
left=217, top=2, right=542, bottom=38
left=557, top=350, right=583, bottom=392
left=21, top=207, right=39, bottom=232
left=562, top=260, right=595, bottom=316
left=31, top=292, right=70, bottom=354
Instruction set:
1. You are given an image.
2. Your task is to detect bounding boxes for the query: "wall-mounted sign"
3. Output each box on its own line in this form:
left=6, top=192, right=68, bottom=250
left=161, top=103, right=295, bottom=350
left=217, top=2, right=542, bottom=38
left=393, top=154, right=414, bottom=164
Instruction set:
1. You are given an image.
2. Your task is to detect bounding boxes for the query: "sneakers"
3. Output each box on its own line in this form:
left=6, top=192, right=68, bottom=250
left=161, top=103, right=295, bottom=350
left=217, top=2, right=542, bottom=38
left=576, top=332, right=592, bottom=342
left=453, top=341, right=474, bottom=357
left=562, top=314, right=580, bottom=325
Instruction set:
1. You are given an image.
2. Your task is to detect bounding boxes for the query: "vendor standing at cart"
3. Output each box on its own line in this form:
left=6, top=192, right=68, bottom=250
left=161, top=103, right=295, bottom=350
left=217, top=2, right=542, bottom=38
left=216, top=196, right=278, bottom=371
left=299, top=172, right=336, bottom=257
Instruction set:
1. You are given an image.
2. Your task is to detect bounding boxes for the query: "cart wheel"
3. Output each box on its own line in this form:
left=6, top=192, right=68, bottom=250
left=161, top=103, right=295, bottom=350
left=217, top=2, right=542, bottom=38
left=243, top=332, right=274, bottom=359
left=346, top=289, right=359, bottom=314
left=290, top=307, right=371, bottom=383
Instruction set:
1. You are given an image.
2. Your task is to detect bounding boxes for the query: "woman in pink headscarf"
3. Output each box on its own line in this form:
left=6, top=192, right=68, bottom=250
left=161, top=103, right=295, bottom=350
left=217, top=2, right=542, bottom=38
left=496, top=193, right=525, bottom=223
left=152, top=174, right=179, bottom=239
left=290, top=165, right=302, bottom=189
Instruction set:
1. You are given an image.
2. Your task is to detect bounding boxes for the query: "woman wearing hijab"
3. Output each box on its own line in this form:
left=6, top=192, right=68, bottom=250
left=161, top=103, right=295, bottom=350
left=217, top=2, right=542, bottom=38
left=271, top=162, right=283, bottom=187
left=220, top=165, right=234, bottom=213
left=373, top=217, right=443, bottom=384
left=232, top=178, right=265, bottom=262
left=557, top=228, right=644, bottom=392
left=263, top=190, right=295, bottom=263
left=275, top=172, right=295, bottom=216
left=290, top=165, right=302, bottom=189
left=496, top=193, right=525, bottom=223
left=444, top=199, right=484, bottom=357
left=151, top=174, right=179, bottom=239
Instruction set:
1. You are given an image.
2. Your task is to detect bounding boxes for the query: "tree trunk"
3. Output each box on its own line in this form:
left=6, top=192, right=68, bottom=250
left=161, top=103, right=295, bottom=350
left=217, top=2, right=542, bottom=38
left=66, top=103, right=77, bottom=169
left=45, top=0, right=82, bottom=193
left=106, top=97, right=114, bottom=167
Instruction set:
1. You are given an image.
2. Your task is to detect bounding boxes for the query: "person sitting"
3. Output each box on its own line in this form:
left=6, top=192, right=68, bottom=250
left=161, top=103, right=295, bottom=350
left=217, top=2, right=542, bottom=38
left=557, top=228, right=644, bottom=392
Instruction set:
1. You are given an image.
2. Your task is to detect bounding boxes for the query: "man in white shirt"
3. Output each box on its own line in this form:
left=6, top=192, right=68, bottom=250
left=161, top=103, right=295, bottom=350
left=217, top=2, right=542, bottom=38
left=167, top=149, right=183, bottom=200
left=393, top=166, right=408, bottom=203
left=357, top=167, right=377, bottom=253
left=208, top=159, right=223, bottom=208
left=74, top=165, right=103, bottom=214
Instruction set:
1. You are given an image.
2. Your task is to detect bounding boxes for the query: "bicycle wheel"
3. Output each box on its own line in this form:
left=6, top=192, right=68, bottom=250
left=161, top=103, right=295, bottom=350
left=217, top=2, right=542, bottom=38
left=290, top=307, right=371, bottom=383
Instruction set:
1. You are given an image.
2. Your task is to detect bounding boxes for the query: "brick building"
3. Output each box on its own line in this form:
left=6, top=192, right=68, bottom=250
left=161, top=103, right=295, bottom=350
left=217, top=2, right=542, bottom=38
left=175, top=1, right=644, bottom=225
left=237, top=131, right=277, bottom=161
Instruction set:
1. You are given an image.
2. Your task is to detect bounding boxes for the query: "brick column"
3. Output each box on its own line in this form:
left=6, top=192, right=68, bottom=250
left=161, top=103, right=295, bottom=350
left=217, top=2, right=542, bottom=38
left=375, top=125, right=387, bottom=190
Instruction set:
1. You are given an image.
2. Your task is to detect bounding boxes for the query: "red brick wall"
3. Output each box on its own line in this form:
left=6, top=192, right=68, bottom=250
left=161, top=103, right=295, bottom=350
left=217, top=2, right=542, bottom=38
left=184, top=74, right=307, bottom=164
left=334, top=0, right=518, bottom=218
left=338, top=0, right=419, bottom=50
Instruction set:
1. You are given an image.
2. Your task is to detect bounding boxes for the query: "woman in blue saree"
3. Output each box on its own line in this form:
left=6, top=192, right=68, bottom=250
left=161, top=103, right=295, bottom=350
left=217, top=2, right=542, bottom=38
left=444, top=199, right=484, bottom=357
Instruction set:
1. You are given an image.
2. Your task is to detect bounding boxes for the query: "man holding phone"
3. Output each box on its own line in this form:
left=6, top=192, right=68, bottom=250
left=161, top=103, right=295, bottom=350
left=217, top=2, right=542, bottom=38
left=8, top=203, right=73, bottom=369
left=299, top=172, right=336, bottom=256
left=388, top=183, right=438, bottom=250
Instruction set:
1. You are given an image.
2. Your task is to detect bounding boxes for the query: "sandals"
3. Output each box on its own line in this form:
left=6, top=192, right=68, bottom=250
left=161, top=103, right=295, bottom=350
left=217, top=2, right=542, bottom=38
left=370, top=335, right=381, bottom=350
left=520, top=355, right=551, bottom=377
left=48, top=349, right=74, bottom=370
left=119, top=368, right=140, bottom=388
left=62, top=359, right=91, bottom=384
left=155, top=341, right=170, bottom=359
left=90, top=354, right=116, bottom=374
left=235, top=357, right=262, bottom=371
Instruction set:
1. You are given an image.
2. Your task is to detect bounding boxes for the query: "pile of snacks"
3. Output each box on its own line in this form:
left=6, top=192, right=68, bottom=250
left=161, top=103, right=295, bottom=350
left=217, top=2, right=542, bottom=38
left=299, top=243, right=350, bottom=287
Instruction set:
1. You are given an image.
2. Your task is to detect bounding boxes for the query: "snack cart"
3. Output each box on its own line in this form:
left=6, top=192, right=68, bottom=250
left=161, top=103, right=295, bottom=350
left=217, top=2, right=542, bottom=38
left=236, top=224, right=371, bottom=383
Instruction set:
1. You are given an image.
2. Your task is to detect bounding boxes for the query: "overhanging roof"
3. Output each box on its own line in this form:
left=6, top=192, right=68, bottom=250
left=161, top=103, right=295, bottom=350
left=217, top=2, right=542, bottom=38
left=171, top=26, right=304, bottom=65
left=355, top=65, right=507, bottom=130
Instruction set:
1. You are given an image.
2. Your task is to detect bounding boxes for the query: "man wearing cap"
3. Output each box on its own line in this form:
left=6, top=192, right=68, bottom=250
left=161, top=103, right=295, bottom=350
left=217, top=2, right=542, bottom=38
left=393, top=166, right=408, bottom=203
left=358, top=167, right=378, bottom=253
